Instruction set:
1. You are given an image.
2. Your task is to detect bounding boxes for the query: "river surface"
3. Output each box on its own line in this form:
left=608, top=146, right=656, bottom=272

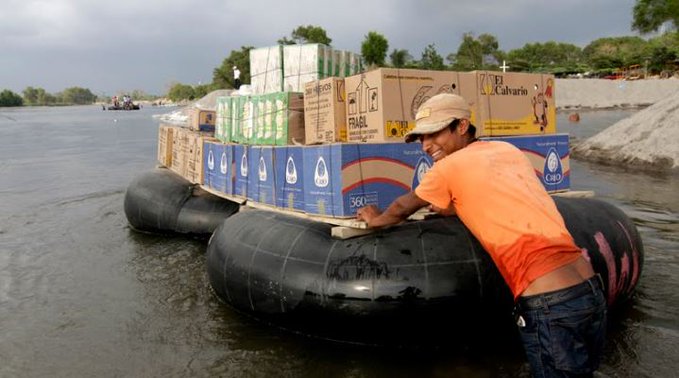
left=0, top=106, right=677, bottom=377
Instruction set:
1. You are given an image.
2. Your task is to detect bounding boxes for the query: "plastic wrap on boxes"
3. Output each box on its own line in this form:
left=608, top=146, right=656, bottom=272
left=250, top=46, right=284, bottom=94
left=283, top=44, right=333, bottom=92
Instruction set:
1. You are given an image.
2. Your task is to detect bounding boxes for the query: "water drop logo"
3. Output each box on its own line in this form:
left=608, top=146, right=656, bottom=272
left=220, top=151, right=228, bottom=174
left=258, top=156, right=267, bottom=182
left=240, top=150, right=248, bottom=177
left=207, top=150, right=215, bottom=170
left=314, top=156, right=329, bottom=188
left=412, top=157, right=432, bottom=188
left=543, top=147, right=563, bottom=184
left=285, top=156, right=297, bottom=184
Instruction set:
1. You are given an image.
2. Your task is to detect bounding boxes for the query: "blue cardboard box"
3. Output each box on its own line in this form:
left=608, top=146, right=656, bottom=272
left=303, top=143, right=433, bottom=217
left=233, top=144, right=249, bottom=198
left=247, top=146, right=276, bottom=205
left=274, top=146, right=305, bottom=211
left=203, top=140, right=223, bottom=190
left=484, top=133, right=570, bottom=192
left=202, top=142, right=233, bottom=195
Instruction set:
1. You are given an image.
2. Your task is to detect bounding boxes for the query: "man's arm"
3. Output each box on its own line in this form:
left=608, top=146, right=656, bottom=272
left=356, top=191, right=429, bottom=229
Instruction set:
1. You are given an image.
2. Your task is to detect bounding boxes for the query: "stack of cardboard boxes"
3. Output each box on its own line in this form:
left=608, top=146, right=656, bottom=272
left=157, top=43, right=569, bottom=220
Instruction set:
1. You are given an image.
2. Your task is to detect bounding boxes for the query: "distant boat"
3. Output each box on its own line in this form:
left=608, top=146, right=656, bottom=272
left=105, top=103, right=140, bottom=111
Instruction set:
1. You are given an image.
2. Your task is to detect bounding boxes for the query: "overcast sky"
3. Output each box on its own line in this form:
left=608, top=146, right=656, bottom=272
left=1, top=0, right=642, bottom=96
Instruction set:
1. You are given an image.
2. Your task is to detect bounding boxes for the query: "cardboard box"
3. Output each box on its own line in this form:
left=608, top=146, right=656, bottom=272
left=170, top=127, right=189, bottom=177
left=169, top=127, right=209, bottom=183
left=303, top=143, right=433, bottom=217
left=247, top=146, right=275, bottom=205
left=462, top=71, right=556, bottom=136
left=215, top=96, right=232, bottom=143
left=484, top=134, right=570, bottom=192
left=261, top=92, right=305, bottom=145
left=283, top=44, right=333, bottom=92
left=344, top=68, right=462, bottom=143
left=304, top=77, right=347, bottom=144
left=157, top=124, right=174, bottom=167
left=250, top=45, right=284, bottom=94
left=343, top=69, right=556, bottom=142
left=185, top=131, right=208, bottom=184
left=203, top=140, right=234, bottom=194
left=233, top=144, right=249, bottom=198
left=274, top=146, right=305, bottom=211
left=189, top=108, right=216, bottom=133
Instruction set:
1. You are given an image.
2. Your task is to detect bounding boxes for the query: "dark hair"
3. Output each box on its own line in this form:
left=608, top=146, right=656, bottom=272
left=448, top=119, right=477, bottom=138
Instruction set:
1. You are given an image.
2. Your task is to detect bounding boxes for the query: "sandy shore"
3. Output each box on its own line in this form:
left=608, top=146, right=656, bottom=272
left=557, top=79, right=679, bottom=171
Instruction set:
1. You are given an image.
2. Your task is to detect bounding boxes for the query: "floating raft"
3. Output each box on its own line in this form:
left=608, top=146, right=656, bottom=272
left=124, top=168, right=643, bottom=346
left=206, top=196, right=643, bottom=345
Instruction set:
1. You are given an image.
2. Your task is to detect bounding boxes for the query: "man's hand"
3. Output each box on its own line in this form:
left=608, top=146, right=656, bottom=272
left=356, top=205, right=381, bottom=225
left=355, top=192, right=430, bottom=229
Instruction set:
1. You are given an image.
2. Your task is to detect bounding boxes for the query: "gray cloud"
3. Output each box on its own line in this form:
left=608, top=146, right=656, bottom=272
left=0, top=0, right=638, bottom=95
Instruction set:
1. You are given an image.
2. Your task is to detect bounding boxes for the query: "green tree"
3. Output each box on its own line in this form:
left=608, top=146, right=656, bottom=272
left=419, top=44, right=446, bottom=70
left=507, top=41, right=584, bottom=73
left=213, top=46, right=253, bottom=89
left=451, top=32, right=501, bottom=70
left=389, top=49, right=412, bottom=68
left=0, top=89, right=23, bottom=107
left=583, top=36, right=647, bottom=70
left=167, top=83, right=196, bottom=101
left=633, top=0, right=679, bottom=33
left=278, top=25, right=332, bottom=45
left=361, top=31, right=389, bottom=67
left=61, top=87, right=97, bottom=104
left=22, top=87, right=39, bottom=105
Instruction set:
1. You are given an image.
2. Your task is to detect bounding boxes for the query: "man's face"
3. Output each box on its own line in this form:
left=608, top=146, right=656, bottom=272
left=418, top=121, right=466, bottom=162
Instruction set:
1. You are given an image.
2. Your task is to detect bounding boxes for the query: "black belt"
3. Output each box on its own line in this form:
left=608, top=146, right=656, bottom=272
left=516, top=274, right=604, bottom=311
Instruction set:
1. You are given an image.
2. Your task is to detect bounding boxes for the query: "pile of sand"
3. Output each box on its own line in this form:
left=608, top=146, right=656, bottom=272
left=556, top=78, right=679, bottom=171
left=571, top=93, right=679, bottom=170
left=154, top=89, right=235, bottom=126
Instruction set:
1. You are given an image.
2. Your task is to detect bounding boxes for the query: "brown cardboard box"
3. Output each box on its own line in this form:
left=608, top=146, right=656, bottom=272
left=185, top=131, right=211, bottom=184
left=170, top=127, right=189, bottom=177
left=157, top=124, right=174, bottom=167
left=188, top=108, right=216, bottom=132
left=304, top=77, right=347, bottom=144
left=460, top=71, right=556, bottom=136
left=344, top=68, right=462, bottom=143
left=169, top=127, right=210, bottom=183
left=343, top=69, right=556, bottom=142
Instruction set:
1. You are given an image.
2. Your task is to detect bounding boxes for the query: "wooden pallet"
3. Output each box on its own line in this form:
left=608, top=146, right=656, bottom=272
left=198, top=185, right=594, bottom=239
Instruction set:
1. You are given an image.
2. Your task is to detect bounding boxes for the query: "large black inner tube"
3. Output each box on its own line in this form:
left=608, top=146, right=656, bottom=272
left=206, top=197, right=644, bottom=346
left=124, top=168, right=239, bottom=235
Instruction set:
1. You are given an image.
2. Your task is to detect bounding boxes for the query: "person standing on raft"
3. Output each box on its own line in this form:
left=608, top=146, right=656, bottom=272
left=356, top=93, right=607, bottom=377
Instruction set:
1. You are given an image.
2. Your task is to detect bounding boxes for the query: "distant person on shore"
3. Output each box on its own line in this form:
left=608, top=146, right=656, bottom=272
left=356, top=93, right=607, bottom=377
left=233, top=66, right=241, bottom=89
left=112, top=95, right=119, bottom=108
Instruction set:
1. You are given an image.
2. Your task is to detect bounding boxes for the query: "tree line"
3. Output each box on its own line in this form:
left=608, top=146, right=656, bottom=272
left=167, top=1, right=678, bottom=101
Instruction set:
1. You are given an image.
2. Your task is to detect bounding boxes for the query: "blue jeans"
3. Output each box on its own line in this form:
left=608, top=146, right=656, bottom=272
left=515, top=274, right=607, bottom=377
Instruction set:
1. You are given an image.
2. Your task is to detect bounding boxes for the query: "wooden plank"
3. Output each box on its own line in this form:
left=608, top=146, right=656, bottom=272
left=246, top=201, right=369, bottom=228
left=198, top=185, right=247, bottom=204
left=331, top=227, right=375, bottom=239
left=551, top=190, right=595, bottom=198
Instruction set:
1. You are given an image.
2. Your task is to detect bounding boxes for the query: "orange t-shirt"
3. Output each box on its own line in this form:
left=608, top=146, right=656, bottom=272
left=414, top=140, right=580, bottom=298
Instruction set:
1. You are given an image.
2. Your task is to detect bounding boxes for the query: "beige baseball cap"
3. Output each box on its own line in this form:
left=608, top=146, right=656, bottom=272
left=404, top=93, right=471, bottom=143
